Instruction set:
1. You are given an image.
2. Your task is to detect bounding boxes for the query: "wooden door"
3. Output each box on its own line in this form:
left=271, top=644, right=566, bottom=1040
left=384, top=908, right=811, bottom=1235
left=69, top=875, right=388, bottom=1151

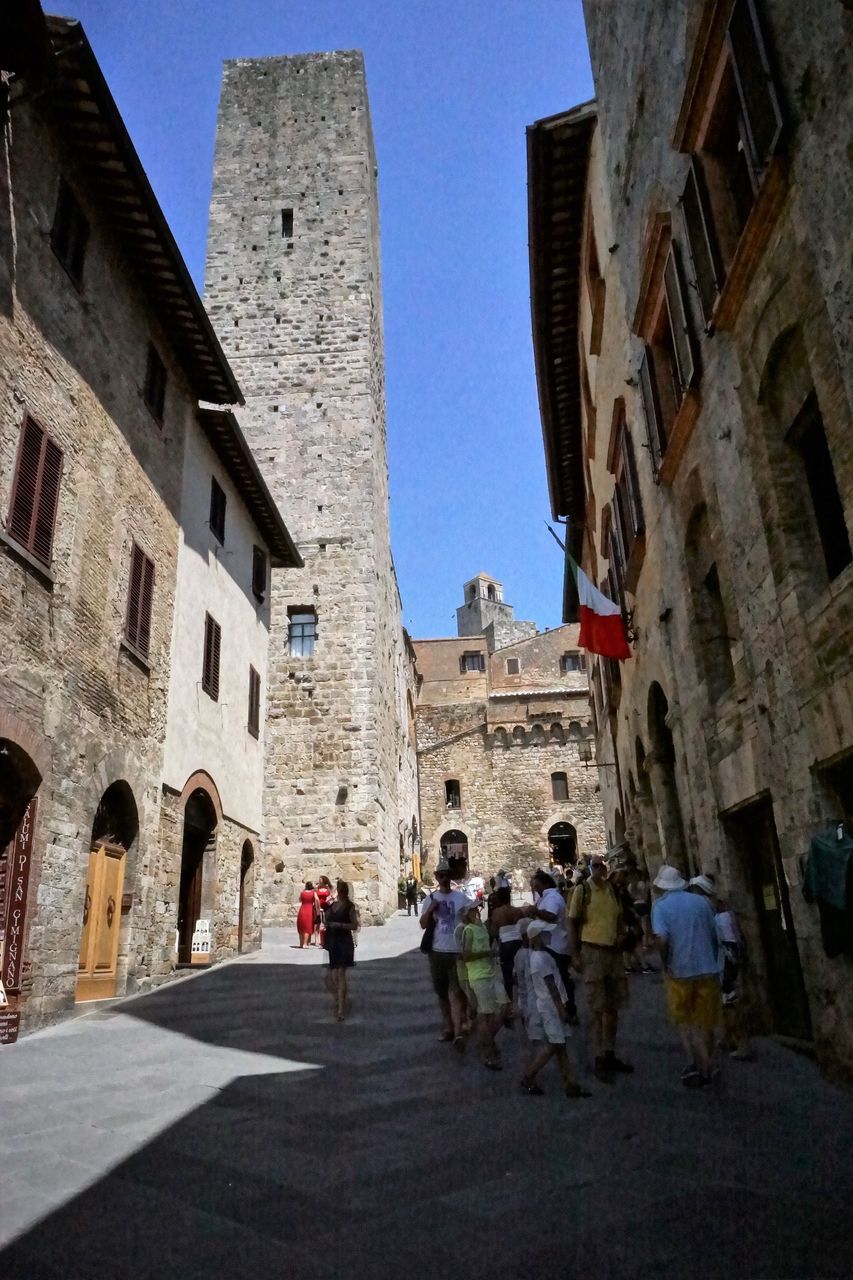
left=727, top=800, right=812, bottom=1041
left=76, top=842, right=125, bottom=1001
left=177, top=835, right=204, bottom=964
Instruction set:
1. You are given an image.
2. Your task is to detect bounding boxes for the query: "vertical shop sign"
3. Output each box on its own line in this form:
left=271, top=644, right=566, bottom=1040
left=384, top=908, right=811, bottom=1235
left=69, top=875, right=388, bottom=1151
left=2, top=796, right=37, bottom=993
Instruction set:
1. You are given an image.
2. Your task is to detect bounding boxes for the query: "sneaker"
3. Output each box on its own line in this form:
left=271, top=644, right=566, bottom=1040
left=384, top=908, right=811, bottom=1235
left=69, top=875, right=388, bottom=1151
left=683, top=1072, right=713, bottom=1089
left=520, top=1078, right=544, bottom=1096
left=594, top=1056, right=614, bottom=1083
left=605, top=1053, right=634, bottom=1074
left=452, top=1035, right=466, bottom=1054
left=565, top=1082, right=593, bottom=1099
left=680, top=1066, right=701, bottom=1086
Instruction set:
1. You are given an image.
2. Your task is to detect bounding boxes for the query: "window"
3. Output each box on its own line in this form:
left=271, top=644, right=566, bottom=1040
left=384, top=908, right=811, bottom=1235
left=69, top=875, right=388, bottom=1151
left=444, top=779, right=461, bottom=809
left=252, top=545, right=267, bottom=601
left=125, top=543, right=155, bottom=659
left=560, top=652, right=584, bottom=673
left=788, top=394, right=852, bottom=582
left=143, top=344, right=167, bottom=424
left=608, top=400, right=645, bottom=573
left=677, top=0, right=784, bottom=326
left=585, top=213, right=606, bottom=356
left=685, top=504, right=735, bottom=701
left=551, top=772, right=569, bottom=803
left=6, top=415, right=63, bottom=567
left=281, top=208, right=294, bottom=238
left=288, top=609, right=316, bottom=657
left=506, top=657, right=520, bottom=675
left=460, top=651, right=485, bottom=673
left=202, top=613, right=221, bottom=700
left=487, top=584, right=496, bottom=601
left=248, top=665, right=261, bottom=738
left=50, top=177, right=89, bottom=287
left=209, top=477, right=226, bottom=544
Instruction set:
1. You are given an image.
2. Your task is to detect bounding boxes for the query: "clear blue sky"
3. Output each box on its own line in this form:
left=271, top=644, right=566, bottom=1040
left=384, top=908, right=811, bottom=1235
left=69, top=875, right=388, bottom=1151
left=67, top=0, right=593, bottom=636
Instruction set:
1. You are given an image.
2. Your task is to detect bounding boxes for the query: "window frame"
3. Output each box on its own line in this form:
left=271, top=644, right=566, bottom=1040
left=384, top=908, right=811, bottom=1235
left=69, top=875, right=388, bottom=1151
left=505, top=657, right=520, bottom=675
left=143, top=343, right=167, bottom=425
left=124, top=541, right=155, bottom=661
left=551, top=772, right=569, bottom=803
left=460, top=650, right=486, bottom=674
left=560, top=652, right=584, bottom=674
left=202, top=612, right=222, bottom=701
left=5, top=414, right=63, bottom=569
left=252, top=545, right=268, bottom=602
left=50, top=176, right=89, bottom=289
left=209, top=476, right=227, bottom=545
left=288, top=608, right=317, bottom=658
left=444, top=779, right=462, bottom=810
left=247, top=664, right=261, bottom=738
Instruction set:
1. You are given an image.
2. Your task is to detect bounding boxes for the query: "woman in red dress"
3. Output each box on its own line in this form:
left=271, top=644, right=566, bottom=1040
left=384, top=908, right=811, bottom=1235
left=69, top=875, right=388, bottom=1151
left=296, top=882, right=318, bottom=948
left=315, top=876, right=333, bottom=946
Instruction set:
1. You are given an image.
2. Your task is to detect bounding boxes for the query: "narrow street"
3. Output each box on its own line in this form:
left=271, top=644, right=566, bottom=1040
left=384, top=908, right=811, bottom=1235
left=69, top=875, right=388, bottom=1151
left=0, top=916, right=851, bottom=1280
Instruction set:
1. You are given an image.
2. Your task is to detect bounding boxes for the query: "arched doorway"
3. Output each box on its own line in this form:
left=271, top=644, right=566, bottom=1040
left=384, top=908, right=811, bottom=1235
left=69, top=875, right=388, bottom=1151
left=0, top=739, right=42, bottom=1004
left=647, top=683, right=688, bottom=870
left=178, top=788, right=217, bottom=964
left=547, top=821, right=577, bottom=867
left=439, top=829, right=469, bottom=881
left=238, top=840, right=254, bottom=955
left=77, top=781, right=139, bottom=1001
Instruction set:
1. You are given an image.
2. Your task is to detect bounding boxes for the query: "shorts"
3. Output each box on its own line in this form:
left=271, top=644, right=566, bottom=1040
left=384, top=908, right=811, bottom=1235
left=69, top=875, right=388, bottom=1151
left=429, top=950, right=461, bottom=1000
left=526, top=1000, right=569, bottom=1046
left=469, top=974, right=509, bottom=1016
left=665, top=975, right=722, bottom=1029
left=581, top=943, right=629, bottom=1015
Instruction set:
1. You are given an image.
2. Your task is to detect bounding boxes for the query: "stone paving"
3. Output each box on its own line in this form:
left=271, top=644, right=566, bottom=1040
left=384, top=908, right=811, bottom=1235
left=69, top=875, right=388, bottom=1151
left=1, top=913, right=852, bottom=1279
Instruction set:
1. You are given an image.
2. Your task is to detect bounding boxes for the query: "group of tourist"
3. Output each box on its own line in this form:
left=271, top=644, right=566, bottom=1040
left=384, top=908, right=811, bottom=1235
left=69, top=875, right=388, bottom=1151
left=420, top=852, right=750, bottom=1096
left=296, top=876, right=360, bottom=1021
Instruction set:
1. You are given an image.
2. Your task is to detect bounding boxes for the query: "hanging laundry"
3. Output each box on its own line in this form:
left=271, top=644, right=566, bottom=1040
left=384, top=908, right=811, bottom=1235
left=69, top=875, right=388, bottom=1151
left=803, top=830, right=853, bottom=958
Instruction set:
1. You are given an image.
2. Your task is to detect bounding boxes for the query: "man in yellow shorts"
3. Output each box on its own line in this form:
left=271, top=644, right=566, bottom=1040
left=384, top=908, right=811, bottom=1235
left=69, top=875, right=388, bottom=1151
left=651, top=864, right=721, bottom=1089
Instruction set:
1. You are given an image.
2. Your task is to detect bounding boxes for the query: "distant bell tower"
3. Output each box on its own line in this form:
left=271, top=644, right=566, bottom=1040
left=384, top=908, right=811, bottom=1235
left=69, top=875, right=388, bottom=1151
left=456, top=574, right=537, bottom=652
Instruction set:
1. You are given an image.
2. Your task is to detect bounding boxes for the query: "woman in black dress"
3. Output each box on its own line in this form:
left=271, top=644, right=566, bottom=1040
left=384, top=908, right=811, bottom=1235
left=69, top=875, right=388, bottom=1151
left=324, top=879, right=359, bottom=1021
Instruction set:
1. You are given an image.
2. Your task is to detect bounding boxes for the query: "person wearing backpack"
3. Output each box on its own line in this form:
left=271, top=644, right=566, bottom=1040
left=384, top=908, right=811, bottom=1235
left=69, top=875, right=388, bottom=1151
left=568, top=856, right=634, bottom=1083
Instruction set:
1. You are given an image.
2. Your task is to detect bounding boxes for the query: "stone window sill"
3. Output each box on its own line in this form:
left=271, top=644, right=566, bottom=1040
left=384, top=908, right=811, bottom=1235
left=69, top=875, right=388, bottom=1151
left=120, top=638, right=151, bottom=674
left=0, top=528, right=55, bottom=588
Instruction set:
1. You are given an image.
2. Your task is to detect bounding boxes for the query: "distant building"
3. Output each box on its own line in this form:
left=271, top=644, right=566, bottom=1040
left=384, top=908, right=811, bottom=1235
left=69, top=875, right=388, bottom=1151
left=413, top=576, right=606, bottom=880
left=530, top=0, right=853, bottom=1080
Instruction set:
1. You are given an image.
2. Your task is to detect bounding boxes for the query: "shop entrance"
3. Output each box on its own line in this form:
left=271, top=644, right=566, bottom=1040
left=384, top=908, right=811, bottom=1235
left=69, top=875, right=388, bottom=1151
left=440, top=829, right=469, bottom=881
left=238, top=839, right=254, bottom=954
left=725, top=797, right=811, bottom=1041
left=1, top=739, right=42, bottom=1014
left=548, top=821, right=577, bottom=867
left=177, top=789, right=217, bottom=964
left=77, top=782, right=138, bottom=1002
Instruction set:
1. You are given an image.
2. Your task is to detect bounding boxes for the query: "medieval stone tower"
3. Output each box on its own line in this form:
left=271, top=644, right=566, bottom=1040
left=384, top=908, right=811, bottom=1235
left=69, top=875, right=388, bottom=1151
left=205, top=52, right=416, bottom=924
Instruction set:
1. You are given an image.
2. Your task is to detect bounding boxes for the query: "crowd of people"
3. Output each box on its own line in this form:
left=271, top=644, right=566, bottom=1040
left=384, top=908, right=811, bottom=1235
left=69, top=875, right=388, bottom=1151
left=418, top=852, right=751, bottom=1096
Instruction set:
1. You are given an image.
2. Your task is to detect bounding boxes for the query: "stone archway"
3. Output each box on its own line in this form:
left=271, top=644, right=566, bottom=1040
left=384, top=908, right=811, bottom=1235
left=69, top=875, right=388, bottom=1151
left=238, top=839, right=255, bottom=955
left=646, top=684, right=688, bottom=872
left=547, top=821, right=577, bottom=867
left=77, top=781, right=139, bottom=1002
left=439, top=829, right=469, bottom=881
left=177, top=787, right=219, bottom=964
left=0, top=736, right=43, bottom=1012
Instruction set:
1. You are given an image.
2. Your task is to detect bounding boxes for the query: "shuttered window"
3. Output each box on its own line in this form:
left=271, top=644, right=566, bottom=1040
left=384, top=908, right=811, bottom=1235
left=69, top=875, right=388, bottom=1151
left=638, top=348, right=666, bottom=473
left=6, top=415, right=63, bottom=566
left=663, top=246, right=696, bottom=395
left=460, top=651, right=485, bottom=673
left=680, top=160, right=723, bottom=327
left=143, top=344, right=167, bottom=423
left=727, top=0, right=783, bottom=180
left=247, top=665, right=261, bottom=737
left=202, top=613, right=221, bottom=701
left=50, top=177, right=89, bottom=287
left=252, top=545, right=267, bottom=601
left=125, top=543, right=155, bottom=658
left=209, top=477, right=226, bottom=544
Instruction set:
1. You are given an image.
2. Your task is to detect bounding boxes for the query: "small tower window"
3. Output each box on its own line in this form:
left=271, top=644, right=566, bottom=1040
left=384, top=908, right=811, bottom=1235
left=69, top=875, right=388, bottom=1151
left=460, top=651, right=485, bottom=673
left=281, top=208, right=294, bottom=238
left=551, top=772, right=569, bottom=802
left=506, top=657, right=520, bottom=675
left=444, top=780, right=461, bottom=810
left=288, top=608, right=316, bottom=657
left=560, top=652, right=585, bottom=673
left=487, top=584, right=496, bottom=601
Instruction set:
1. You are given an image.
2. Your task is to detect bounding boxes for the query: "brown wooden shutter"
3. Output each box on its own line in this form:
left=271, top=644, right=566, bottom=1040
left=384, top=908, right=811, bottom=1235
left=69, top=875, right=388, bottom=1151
left=252, top=545, right=267, bottom=600
left=727, top=0, right=783, bottom=177
left=680, top=160, right=723, bottom=327
left=663, top=245, right=697, bottom=395
left=248, top=666, right=261, bottom=737
left=621, top=428, right=644, bottom=538
left=203, top=614, right=221, bottom=700
left=125, top=544, right=143, bottom=650
left=638, top=348, right=665, bottom=472
left=138, top=553, right=155, bottom=656
left=7, top=416, right=63, bottom=566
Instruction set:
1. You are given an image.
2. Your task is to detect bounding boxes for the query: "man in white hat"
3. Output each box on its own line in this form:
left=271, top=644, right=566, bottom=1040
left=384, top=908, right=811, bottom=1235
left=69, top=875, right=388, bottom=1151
left=651, top=864, right=721, bottom=1088
left=420, top=859, right=472, bottom=1048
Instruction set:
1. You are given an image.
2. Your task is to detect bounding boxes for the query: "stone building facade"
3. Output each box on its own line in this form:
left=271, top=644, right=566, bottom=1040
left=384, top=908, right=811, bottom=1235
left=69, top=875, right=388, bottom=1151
left=531, top=0, right=853, bottom=1080
left=0, top=11, right=256, bottom=1037
left=414, top=577, right=605, bottom=881
left=205, top=52, right=418, bottom=924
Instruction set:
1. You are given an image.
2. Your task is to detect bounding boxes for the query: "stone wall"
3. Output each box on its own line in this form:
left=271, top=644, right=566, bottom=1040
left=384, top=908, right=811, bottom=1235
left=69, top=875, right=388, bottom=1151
left=578, top=0, right=853, bottom=1079
left=205, top=52, right=414, bottom=925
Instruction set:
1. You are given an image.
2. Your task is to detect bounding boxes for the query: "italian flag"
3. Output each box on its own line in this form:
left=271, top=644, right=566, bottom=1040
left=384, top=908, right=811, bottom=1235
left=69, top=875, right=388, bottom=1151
left=570, top=556, right=631, bottom=660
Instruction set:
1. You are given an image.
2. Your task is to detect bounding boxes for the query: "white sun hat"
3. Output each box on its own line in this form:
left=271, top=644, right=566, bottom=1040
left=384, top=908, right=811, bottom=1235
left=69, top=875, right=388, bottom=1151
left=653, top=864, right=687, bottom=891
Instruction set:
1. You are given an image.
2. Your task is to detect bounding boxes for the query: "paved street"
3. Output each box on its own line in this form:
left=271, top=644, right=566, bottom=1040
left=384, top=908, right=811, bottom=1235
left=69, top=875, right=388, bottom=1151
left=1, top=914, right=852, bottom=1280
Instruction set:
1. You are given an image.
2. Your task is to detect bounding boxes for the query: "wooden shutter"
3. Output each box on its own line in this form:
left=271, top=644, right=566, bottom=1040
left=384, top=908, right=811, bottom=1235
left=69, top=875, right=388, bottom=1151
left=727, top=0, right=783, bottom=177
left=252, top=545, right=267, bottom=600
left=663, top=245, right=697, bottom=395
left=138, top=553, right=155, bottom=655
left=125, top=544, right=155, bottom=657
left=203, top=613, right=221, bottom=700
left=638, top=348, right=665, bottom=472
left=7, top=415, right=63, bottom=566
left=621, top=428, right=644, bottom=539
left=248, top=666, right=261, bottom=737
left=209, top=478, right=226, bottom=543
left=680, top=160, right=723, bottom=327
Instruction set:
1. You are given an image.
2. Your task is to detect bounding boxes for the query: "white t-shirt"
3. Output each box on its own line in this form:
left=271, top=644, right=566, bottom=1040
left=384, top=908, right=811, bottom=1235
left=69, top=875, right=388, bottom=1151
left=535, top=887, right=569, bottom=954
left=529, top=948, right=568, bottom=1009
left=427, top=889, right=472, bottom=953
left=513, top=946, right=533, bottom=1014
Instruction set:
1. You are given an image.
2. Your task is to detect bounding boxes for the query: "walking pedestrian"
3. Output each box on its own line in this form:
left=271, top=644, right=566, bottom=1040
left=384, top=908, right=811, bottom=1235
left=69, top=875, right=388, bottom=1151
left=519, top=920, right=590, bottom=1099
left=689, top=874, right=753, bottom=1061
left=460, top=901, right=507, bottom=1069
left=567, top=856, right=633, bottom=1082
left=626, top=863, right=654, bottom=968
left=651, top=864, right=721, bottom=1088
left=527, top=869, right=578, bottom=1022
left=296, top=881, right=318, bottom=948
left=323, top=879, right=359, bottom=1021
left=420, top=859, right=471, bottom=1048
left=405, top=874, right=420, bottom=917
left=488, top=886, right=526, bottom=999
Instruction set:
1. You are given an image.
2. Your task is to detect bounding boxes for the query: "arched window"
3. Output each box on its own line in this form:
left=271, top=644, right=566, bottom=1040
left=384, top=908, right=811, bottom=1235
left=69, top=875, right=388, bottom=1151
left=444, top=779, right=461, bottom=809
left=512, top=726, right=526, bottom=746
left=493, top=727, right=509, bottom=748
left=531, top=724, right=546, bottom=745
left=487, top=584, right=496, bottom=601
left=551, top=771, right=569, bottom=802
left=550, top=723, right=565, bottom=745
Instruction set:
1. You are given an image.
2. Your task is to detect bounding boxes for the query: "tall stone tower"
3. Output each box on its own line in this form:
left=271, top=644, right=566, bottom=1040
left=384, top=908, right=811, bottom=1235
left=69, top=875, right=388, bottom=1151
left=205, top=52, right=409, bottom=924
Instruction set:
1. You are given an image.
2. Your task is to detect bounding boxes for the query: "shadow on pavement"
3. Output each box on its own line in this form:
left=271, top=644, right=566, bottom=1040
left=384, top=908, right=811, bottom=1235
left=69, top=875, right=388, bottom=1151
left=3, top=950, right=853, bottom=1279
